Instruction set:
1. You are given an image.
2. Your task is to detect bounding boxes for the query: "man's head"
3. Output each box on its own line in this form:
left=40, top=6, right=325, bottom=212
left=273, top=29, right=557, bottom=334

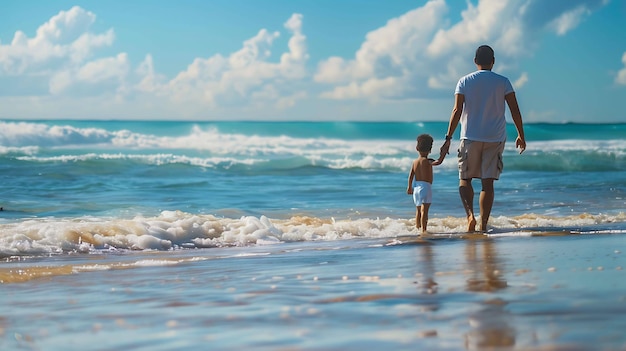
left=416, top=134, right=433, bottom=154
left=474, top=45, right=495, bottom=67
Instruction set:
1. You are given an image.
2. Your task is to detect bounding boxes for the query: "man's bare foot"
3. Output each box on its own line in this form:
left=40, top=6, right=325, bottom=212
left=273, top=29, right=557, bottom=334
left=467, top=216, right=476, bottom=232
left=479, top=223, right=489, bottom=233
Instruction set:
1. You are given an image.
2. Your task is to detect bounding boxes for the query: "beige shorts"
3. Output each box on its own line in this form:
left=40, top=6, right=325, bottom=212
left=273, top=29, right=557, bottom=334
left=458, top=140, right=505, bottom=180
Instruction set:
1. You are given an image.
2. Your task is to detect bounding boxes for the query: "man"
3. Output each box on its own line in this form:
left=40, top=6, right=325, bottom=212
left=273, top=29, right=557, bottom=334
left=437, top=45, right=526, bottom=232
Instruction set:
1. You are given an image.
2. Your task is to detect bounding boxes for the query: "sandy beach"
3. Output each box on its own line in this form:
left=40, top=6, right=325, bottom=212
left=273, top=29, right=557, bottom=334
left=1, top=233, right=624, bottom=350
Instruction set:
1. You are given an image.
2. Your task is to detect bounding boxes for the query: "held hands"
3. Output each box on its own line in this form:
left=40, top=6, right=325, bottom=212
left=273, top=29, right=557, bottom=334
left=516, top=136, right=526, bottom=154
left=431, top=139, right=451, bottom=165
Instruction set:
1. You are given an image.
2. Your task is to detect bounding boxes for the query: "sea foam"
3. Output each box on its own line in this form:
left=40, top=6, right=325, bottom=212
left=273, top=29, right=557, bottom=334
left=2, top=121, right=625, bottom=172
left=1, top=210, right=624, bottom=258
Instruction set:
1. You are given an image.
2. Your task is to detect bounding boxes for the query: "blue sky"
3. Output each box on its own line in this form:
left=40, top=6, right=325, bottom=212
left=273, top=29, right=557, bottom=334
left=1, top=0, right=624, bottom=122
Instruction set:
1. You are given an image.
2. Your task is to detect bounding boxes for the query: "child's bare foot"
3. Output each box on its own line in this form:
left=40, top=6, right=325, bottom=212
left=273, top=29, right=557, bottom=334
left=467, top=216, right=476, bottom=232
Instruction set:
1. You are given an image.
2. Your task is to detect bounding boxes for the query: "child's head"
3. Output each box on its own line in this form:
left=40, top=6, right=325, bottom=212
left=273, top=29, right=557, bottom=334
left=416, top=134, right=433, bottom=155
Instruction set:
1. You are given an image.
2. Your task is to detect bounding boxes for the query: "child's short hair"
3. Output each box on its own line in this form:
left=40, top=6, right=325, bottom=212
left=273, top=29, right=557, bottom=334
left=416, top=134, right=433, bottom=152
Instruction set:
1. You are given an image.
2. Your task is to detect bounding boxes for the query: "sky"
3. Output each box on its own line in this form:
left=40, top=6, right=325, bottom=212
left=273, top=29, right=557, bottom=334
left=0, top=0, right=625, bottom=123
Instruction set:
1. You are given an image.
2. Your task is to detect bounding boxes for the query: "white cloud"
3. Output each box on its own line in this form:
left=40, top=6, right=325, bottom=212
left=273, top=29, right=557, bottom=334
left=315, top=0, right=448, bottom=99
left=315, top=0, right=536, bottom=100
left=0, top=7, right=309, bottom=111
left=48, top=71, right=72, bottom=94
left=513, top=72, right=529, bottom=89
left=320, top=77, right=403, bottom=101
left=49, top=53, right=130, bottom=95
left=228, top=29, right=280, bottom=70
left=0, top=6, right=114, bottom=76
left=427, top=0, right=511, bottom=57
left=616, top=52, right=626, bottom=85
left=77, top=53, right=129, bottom=83
left=547, top=5, right=591, bottom=36
left=69, top=30, right=115, bottom=63
left=0, top=2, right=612, bottom=120
left=315, top=0, right=609, bottom=101
left=526, top=109, right=558, bottom=123
left=156, top=13, right=309, bottom=109
left=135, top=54, right=166, bottom=94
left=35, top=6, right=95, bottom=43
left=281, top=13, right=308, bottom=68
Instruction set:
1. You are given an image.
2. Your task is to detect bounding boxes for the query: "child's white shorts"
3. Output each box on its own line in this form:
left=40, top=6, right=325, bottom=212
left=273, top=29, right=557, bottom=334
left=413, top=181, right=432, bottom=206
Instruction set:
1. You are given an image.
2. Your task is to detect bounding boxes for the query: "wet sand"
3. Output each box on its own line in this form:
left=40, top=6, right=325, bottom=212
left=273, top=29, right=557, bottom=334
left=1, top=233, right=625, bottom=350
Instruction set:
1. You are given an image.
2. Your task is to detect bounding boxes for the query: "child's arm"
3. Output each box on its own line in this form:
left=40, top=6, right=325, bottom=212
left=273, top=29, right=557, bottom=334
left=430, top=155, right=445, bottom=166
left=407, top=162, right=415, bottom=195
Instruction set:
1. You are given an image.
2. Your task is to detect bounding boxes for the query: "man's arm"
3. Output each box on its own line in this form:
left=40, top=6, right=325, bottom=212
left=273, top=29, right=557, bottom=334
left=436, top=93, right=464, bottom=163
left=505, top=92, right=526, bottom=154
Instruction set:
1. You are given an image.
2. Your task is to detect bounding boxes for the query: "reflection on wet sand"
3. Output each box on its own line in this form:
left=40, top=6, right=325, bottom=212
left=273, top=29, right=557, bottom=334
left=465, top=239, right=507, bottom=292
left=463, top=238, right=515, bottom=350
left=417, top=243, right=438, bottom=294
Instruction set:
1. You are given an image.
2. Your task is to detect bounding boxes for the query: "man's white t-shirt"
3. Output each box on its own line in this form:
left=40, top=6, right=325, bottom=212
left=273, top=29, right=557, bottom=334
left=455, top=70, right=514, bottom=143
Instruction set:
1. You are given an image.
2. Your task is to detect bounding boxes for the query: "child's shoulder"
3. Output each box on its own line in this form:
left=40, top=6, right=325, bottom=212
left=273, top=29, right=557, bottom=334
left=415, top=156, right=433, bottom=166
left=418, top=155, right=433, bottom=161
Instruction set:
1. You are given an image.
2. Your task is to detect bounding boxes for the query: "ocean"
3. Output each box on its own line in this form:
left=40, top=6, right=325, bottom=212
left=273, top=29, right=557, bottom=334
left=1, top=120, right=625, bottom=350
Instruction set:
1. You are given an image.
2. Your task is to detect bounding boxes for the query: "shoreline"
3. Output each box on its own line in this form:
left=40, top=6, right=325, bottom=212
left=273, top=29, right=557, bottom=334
left=1, top=234, right=625, bottom=350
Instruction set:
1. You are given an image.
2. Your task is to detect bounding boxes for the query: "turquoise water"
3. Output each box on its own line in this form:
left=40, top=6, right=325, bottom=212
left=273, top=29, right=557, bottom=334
left=1, top=120, right=625, bottom=350
left=0, top=119, right=624, bottom=251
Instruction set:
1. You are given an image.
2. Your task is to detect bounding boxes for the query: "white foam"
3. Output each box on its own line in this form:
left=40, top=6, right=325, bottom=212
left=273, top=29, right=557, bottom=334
left=1, top=211, right=625, bottom=257
left=133, top=259, right=179, bottom=267
left=0, top=121, right=111, bottom=147
left=2, top=121, right=623, bottom=172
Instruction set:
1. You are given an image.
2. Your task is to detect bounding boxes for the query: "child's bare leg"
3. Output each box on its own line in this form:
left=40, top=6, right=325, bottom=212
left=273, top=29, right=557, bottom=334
left=421, top=203, right=431, bottom=234
left=415, top=207, right=422, bottom=230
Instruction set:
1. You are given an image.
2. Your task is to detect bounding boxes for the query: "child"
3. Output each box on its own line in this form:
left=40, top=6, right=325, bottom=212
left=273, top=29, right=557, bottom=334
left=406, top=134, right=438, bottom=234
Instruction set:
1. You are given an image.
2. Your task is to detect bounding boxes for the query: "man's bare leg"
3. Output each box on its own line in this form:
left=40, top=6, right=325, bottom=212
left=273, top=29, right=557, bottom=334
left=459, top=179, right=476, bottom=232
left=479, top=178, right=495, bottom=232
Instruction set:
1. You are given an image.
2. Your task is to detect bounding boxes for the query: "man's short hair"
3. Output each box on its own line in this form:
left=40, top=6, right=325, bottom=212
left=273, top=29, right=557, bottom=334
left=475, top=45, right=494, bottom=66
